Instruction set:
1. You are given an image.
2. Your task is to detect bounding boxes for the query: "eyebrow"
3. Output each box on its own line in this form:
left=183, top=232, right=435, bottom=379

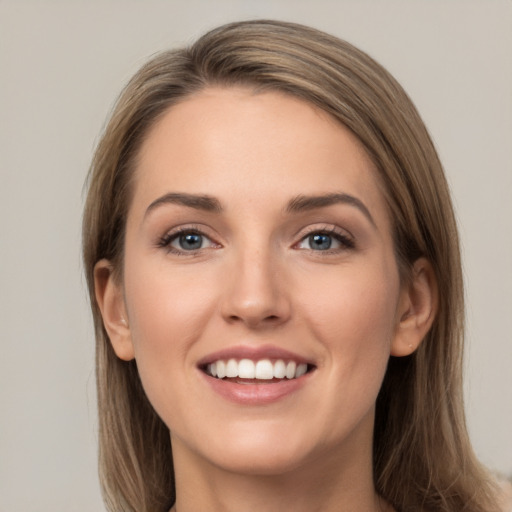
left=144, top=191, right=375, bottom=226
left=145, top=192, right=223, bottom=218
left=286, top=193, right=376, bottom=226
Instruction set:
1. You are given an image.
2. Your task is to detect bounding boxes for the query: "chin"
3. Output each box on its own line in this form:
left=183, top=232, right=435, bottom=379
left=209, top=442, right=312, bottom=477
left=171, top=419, right=316, bottom=477
left=187, top=418, right=346, bottom=478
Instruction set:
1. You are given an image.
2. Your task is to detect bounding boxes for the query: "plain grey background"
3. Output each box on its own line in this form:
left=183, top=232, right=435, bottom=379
left=1, top=1, right=511, bottom=510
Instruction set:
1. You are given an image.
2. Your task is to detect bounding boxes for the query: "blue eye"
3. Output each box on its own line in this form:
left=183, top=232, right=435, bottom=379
left=158, top=229, right=218, bottom=254
left=297, top=230, right=354, bottom=251
left=308, top=233, right=333, bottom=250
left=173, top=232, right=204, bottom=251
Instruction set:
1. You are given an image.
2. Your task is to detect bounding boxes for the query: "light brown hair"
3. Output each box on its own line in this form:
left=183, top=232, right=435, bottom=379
left=82, top=19, right=500, bottom=512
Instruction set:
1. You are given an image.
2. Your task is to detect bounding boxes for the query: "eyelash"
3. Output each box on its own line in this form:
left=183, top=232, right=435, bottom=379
left=157, top=226, right=218, bottom=256
left=295, top=226, right=355, bottom=252
left=156, top=225, right=355, bottom=255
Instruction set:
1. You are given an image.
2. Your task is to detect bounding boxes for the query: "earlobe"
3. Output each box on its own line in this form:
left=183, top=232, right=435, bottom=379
left=94, top=259, right=135, bottom=361
left=391, top=258, right=438, bottom=357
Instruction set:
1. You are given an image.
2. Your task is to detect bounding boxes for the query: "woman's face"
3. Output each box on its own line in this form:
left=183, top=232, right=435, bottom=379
left=109, top=88, right=412, bottom=475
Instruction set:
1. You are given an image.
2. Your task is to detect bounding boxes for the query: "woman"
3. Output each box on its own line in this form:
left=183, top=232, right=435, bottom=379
left=82, top=20, right=501, bottom=512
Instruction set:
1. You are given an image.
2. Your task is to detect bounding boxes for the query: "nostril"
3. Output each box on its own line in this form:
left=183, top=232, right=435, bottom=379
left=227, top=313, right=281, bottom=324
left=222, top=293, right=291, bottom=328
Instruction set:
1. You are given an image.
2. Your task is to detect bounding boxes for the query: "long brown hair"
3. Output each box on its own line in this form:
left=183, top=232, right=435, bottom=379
left=82, top=19, right=500, bottom=512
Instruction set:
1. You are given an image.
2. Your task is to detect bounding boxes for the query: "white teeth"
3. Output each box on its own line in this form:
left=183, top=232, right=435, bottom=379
left=255, top=359, right=274, bottom=380
left=238, top=359, right=255, bottom=379
left=285, top=361, right=296, bottom=379
left=273, top=359, right=286, bottom=379
left=216, top=360, right=226, bottom=379
left=296, top=363, right=307, bottom=378
left=225, top=358, right=238, bottom=378
left=206, top=358, right=309, bottom=380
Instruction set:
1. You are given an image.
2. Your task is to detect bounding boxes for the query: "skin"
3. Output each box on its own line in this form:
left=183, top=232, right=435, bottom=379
left=95, top=87, right=436, bottom=512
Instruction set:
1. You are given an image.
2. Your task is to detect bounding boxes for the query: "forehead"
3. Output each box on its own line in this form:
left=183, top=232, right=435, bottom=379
left=131, top=87, right=389, bottom=227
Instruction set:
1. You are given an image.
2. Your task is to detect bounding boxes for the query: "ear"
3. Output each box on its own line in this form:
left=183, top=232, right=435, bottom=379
left=94, top=259, right=135, bottom=361
left=391, top=257, right=438, bottom=357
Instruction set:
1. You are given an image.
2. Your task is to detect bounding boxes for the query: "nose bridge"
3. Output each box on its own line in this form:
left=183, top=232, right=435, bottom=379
left=221, top=236, right=290, bottom=327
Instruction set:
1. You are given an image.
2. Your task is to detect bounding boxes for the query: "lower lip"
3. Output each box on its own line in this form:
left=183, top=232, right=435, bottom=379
left=200, top=371, right=312, bottom=405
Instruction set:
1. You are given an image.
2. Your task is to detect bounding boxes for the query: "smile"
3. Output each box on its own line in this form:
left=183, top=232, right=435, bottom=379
left=198, top=346, right=316, bottom=403
left=206, top=358, right=309, bottom=380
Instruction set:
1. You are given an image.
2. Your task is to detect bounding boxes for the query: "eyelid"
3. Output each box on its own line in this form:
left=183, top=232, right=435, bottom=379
left=294, top=225, right=355, bottom=251
left=155, top=223, right=355, bottom=255
left=156, top=224, right=221, bottom=254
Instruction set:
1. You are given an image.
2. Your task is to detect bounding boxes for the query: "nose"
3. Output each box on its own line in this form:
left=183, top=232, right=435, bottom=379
left=220, top=247, right=291, bottom=329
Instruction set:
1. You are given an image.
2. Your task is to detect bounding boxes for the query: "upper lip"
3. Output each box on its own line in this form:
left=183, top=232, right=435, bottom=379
left=197, top=344, right=314, bottom=367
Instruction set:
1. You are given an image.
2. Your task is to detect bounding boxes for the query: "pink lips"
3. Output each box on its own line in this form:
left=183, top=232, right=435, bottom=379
left=197, top=345, right=315, bottom=405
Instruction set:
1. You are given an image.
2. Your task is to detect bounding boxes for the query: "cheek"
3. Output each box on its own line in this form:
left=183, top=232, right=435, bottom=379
left=123, top=257, right=220, bottom=375
left=121, top=259, right=225, bottom=427
left=300, top=260, right=400, bottom=380
left=307, top=271, right=398, bottom=438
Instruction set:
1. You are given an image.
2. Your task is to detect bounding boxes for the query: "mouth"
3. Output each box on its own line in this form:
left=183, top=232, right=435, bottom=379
left=202, top=358, right=315, bottom=382
left=197, top=345, right=316, bottom=403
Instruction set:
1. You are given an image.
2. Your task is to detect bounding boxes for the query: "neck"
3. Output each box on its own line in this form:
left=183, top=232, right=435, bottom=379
left=170, top=427, right=389, bottom=512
